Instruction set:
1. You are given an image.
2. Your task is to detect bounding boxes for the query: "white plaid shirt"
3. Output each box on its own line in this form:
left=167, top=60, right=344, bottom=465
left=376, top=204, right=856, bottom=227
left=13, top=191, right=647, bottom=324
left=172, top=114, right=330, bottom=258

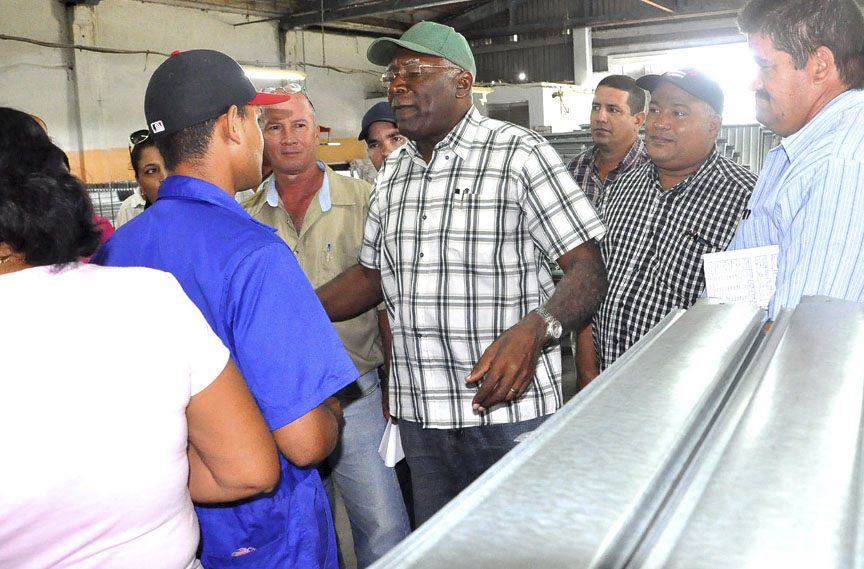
left=359, top=106, right=606, bottom=428
left=594, top=149, right=756, bottom=369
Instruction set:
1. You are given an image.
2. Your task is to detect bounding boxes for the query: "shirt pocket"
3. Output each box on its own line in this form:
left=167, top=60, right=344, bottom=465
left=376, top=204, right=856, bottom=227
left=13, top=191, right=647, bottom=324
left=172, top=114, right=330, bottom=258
left=317, top=250, right=357, bottom=284
left=654, top=229, right=720, bottom=306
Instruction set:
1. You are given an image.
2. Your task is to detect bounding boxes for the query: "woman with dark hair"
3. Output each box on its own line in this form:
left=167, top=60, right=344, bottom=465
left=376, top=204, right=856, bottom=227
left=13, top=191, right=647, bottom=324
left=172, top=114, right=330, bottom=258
left=0, top=107, right=280, bottom=569
left=0, top=108, right=115, bottom=246
left=116, top=128, right=168, bottom=227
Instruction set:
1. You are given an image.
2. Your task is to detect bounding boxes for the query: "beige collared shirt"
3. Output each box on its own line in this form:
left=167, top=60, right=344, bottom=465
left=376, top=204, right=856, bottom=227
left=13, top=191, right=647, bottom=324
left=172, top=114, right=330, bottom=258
left=242, top=163, right=383, bottom=377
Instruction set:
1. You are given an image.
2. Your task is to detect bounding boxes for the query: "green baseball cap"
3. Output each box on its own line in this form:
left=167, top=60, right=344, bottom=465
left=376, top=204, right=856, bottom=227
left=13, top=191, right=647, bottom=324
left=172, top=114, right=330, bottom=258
left=367, top=21, right=476, bottom=78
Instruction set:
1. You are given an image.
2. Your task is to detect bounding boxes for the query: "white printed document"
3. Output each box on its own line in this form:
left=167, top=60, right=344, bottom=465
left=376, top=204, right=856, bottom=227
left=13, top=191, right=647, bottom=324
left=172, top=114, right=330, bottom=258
left=378, top=418, right=404, bottom=467
left=703, top=245, right=779, bottom=308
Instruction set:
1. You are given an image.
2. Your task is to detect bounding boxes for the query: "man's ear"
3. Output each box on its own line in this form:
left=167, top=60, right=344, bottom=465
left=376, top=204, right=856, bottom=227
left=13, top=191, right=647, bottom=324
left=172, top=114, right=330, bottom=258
left=633, top=111, right=647, bottom=129
left=223, top=105, right=244, bottom=145
left=455, top=70, right=474, bottom=99
left=810, top=45, right=836, bottom=86
left=708, top=112, right=722, bottom=138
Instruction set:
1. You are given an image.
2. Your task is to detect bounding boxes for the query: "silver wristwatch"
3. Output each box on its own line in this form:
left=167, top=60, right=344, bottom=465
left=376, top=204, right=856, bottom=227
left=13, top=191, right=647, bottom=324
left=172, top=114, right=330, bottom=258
left=532, top=306, right=563, bottom=342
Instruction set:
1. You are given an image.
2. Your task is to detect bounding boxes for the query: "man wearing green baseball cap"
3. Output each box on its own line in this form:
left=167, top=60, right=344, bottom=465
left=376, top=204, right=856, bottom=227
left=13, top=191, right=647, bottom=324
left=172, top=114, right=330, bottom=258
left=319, top=21, right=608, bottom=525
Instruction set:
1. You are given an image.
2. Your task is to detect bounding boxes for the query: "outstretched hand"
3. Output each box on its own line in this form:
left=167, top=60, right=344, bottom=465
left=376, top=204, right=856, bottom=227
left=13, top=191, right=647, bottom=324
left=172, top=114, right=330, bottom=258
left=465, top=313, right=546, bottom=412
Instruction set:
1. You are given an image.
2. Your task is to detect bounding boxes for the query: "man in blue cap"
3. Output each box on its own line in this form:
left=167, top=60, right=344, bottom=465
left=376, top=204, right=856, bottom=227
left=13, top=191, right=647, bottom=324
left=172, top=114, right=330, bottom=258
left=358, top=101, right=406, bottom=171
left=318, top=21, right=608, bottom=524
left=94, top=49, right=356, bottom=568
left=581, top=68, right=757, bottom=382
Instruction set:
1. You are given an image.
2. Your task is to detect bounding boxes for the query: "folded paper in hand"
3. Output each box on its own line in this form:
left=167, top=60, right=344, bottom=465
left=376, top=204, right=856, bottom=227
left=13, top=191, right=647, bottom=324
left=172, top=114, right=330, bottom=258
left=378, top=418, right=404, bottom=467
left=703, top=245, right=779, bottom=308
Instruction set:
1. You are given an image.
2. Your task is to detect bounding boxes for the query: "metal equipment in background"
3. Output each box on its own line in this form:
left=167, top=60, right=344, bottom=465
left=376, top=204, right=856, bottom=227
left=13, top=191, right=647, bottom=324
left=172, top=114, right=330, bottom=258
left=370, top=297, right=864, bottom=569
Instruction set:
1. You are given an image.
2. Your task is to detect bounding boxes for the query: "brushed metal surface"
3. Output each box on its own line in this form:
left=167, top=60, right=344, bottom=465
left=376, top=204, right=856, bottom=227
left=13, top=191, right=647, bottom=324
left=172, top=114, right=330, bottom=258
left=369, top=301, right=765, bottom=569
left=639, top=298, right=864, bottom=569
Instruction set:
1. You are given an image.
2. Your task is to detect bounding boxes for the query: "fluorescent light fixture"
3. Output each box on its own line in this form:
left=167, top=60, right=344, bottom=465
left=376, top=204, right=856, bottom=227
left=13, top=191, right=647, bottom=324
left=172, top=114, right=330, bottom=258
left=243, top=67, right=307, bottom=81
left=639, top=0, right=675, bottom=13
left=472, top=86, right=493, bottom=94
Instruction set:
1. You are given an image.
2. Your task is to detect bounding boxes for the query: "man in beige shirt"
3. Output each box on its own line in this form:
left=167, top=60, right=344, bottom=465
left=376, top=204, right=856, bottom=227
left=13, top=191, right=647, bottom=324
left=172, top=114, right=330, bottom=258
left=241, top=91, right=409, bottom=568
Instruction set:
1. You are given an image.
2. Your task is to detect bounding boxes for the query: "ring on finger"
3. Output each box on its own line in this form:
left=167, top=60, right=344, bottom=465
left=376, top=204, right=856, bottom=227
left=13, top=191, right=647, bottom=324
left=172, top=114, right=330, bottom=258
left=510, top=387, right=519, bottom=394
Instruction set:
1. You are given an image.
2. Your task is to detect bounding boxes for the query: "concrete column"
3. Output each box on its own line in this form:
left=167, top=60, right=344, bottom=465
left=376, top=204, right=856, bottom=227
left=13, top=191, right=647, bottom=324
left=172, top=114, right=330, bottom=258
left=67, top=4, right=111, bottom=182
left=572, top=26, right=593, bottom=88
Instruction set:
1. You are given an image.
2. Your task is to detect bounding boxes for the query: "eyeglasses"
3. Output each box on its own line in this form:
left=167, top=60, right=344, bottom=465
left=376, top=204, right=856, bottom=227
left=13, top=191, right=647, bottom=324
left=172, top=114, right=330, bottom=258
left=380, top=63, right=463, bottom=85
left=128, top=129, right=150, bottom=160
left=261, top=83, right=306, bottom=97
left=260, top=83, right=315, bottom=111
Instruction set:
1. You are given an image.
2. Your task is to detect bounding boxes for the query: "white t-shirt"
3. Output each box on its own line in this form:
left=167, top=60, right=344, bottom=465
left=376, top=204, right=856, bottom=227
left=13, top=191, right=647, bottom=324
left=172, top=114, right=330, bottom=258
left=0, top=263, right=229, bottom=569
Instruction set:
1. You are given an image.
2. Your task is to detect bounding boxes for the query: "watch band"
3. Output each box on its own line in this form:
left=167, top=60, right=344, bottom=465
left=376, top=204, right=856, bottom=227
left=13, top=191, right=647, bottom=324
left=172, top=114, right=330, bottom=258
left=533, top=306, right=563, bottom=342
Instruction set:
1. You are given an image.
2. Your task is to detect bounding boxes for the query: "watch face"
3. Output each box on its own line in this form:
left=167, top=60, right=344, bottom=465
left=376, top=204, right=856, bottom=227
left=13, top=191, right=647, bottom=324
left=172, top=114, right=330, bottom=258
left=551, top=322, right=563, bottom=339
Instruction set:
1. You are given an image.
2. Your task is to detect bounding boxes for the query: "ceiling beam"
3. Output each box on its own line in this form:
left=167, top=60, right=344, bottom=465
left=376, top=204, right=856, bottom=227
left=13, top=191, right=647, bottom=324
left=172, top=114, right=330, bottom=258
left=444, top=0, right=532, bottom=30
left=137, top=0, right=285, bottom=18
left=459, top=3, right=741, bottom=40
left=470, top=34, right=570, bottom=55
left=593, top=27, right=744, bottom=56
left=282, top=0, right=475, bottom=28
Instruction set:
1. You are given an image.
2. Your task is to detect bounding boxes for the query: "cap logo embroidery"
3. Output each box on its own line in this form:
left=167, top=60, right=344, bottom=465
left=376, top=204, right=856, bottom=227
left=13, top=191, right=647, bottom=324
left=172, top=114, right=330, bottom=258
left=150, top=120, right=165, bottom=133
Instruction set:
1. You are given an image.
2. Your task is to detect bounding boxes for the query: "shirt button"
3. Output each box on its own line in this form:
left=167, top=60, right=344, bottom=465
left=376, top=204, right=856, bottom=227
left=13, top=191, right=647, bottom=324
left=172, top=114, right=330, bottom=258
left=420, top=252, right=424, bottom=258
left=422, top=214, right=427, bottom=220
left=425, top=175, right=432, bottom=182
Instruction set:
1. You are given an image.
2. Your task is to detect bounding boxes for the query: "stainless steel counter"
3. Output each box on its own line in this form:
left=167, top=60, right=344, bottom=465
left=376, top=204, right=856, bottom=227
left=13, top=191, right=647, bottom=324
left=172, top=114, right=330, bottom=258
left=370, top=297, right=864, bottom=569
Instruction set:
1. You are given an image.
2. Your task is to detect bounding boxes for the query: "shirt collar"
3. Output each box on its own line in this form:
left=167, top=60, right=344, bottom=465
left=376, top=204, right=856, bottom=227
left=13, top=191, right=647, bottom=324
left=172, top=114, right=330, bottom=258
left=620, top=137, right=647, bottom=170
left=649, top=147, right=720, bottom=194
left=400, top=105, right=479, bottom=165
left=131, top=188, right=147, bottom=206
left=266, top=160, right=330, bottom=212
left=781, top=89, right=864, bottom=161
left=590, top=136, right=646, bottom=174
left=439, top=105, right=481, bottom=163
left=158, top=175, right=276, bottom=232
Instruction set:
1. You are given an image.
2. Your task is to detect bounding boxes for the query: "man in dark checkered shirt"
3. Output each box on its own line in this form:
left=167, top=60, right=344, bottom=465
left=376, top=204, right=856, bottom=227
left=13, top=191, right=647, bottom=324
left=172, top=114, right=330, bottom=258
left=577, top=68, right=757, bottom=382
left=567, top=74, right=649, bottom=209
left=319, top=22, right=608, bottom=525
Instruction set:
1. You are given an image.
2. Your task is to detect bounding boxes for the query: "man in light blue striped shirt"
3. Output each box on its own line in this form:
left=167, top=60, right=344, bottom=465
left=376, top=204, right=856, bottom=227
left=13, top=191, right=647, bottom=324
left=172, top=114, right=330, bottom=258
left=729, top=0, right=864, bottom=320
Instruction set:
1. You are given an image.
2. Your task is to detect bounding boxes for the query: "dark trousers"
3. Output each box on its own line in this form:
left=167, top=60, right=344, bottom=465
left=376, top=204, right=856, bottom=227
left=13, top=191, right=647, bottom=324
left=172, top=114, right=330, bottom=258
left=398, top=415, right=547, bottom=526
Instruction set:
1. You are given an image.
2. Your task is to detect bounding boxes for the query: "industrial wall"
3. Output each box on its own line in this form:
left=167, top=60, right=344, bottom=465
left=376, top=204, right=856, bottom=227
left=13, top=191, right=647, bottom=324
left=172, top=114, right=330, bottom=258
left=0, top=0, right=382, bottom=182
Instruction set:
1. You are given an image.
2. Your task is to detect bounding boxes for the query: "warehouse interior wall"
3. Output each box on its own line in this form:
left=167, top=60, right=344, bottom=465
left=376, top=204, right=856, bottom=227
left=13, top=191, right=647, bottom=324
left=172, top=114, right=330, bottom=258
left=0, top=0, right=383, bottom=182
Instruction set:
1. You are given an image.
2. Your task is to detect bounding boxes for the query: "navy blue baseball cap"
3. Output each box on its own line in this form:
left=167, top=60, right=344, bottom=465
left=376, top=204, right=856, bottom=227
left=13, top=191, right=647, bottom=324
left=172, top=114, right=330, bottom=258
left=358, top=102, right=398, bottom=141
left=145, top=49, right=290, bottom=139
left=637, top=68, right=724, bottom=114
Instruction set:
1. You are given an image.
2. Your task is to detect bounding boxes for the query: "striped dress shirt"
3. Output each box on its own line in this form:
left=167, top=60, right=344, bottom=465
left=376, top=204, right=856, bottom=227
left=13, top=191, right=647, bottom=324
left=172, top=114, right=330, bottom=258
left=567, top=137, right=648, bottom=208
left=359, top=106, right=606, bottom=428
left=594, top=149, right=756, bottom=369
left=729, top=89, right=864, bottom=320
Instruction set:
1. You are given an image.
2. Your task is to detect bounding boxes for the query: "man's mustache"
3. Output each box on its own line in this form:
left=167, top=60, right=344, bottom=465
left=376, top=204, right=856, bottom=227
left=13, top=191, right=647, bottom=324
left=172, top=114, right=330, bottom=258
left=755, top=90, right=770, bottom=101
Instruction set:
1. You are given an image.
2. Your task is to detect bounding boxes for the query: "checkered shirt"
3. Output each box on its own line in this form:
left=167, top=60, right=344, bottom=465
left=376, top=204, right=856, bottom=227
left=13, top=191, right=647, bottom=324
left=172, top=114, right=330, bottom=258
left=567, top=137, right=648, bottom=208
left=359, top=106, right=606, bottom=428
left=594, top=149, right=756, bottom=369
